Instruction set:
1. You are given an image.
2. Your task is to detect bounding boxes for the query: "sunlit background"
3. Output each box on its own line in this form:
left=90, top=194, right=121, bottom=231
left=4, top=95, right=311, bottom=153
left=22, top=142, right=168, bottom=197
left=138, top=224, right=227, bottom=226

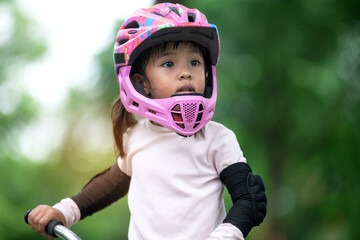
left=1, top=0, right=359, bottom=239
left=3, top=0, right=152, bottom=162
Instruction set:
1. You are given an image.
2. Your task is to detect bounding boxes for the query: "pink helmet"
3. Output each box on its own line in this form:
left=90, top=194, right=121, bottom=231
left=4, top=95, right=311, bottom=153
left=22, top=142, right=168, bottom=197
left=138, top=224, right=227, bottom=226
left=114, top=3, right=220, bottom=136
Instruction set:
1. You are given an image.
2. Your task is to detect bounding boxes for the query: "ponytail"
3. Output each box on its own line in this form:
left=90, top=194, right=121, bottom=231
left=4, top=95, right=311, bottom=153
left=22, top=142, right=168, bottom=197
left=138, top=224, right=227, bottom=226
left=111, top=97, right=137, bottom=158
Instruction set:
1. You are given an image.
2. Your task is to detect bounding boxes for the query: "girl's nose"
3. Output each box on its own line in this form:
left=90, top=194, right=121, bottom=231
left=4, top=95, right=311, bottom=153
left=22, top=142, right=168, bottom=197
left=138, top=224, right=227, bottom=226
left=180, top=71, right=191, bottom=80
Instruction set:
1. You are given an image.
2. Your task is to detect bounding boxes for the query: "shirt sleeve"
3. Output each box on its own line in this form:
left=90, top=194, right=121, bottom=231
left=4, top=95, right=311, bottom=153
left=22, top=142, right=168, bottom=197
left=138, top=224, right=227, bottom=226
left=71, top=162, right=130, bottom=220
left=207, top=223, right=245, bottom=240
left=117, top=131, right=133, bottom=176
left=208, top=125, right=246, bottom=175
left=53, top=198, right=81, bottom=228
left=117, top=156, right=132, bottom=176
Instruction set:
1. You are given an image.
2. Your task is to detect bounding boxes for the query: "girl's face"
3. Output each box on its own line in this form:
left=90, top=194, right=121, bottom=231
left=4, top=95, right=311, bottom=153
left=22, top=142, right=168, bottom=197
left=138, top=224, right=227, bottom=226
left=134, top=42, right=206, bottom=99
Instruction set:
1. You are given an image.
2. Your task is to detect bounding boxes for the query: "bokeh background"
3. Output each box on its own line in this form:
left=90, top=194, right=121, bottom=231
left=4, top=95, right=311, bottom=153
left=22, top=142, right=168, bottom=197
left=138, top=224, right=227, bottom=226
left=1, top=0, right=359, bottom=239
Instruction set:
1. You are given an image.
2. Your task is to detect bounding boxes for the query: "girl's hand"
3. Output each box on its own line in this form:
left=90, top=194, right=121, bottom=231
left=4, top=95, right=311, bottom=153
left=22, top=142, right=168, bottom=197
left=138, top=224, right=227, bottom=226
left=27, top=205, right=66, bottom=239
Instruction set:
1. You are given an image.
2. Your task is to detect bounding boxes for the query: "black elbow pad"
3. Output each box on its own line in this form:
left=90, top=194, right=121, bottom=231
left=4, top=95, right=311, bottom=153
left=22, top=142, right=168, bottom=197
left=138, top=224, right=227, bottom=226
left=220, top=162, right=267, bottom=237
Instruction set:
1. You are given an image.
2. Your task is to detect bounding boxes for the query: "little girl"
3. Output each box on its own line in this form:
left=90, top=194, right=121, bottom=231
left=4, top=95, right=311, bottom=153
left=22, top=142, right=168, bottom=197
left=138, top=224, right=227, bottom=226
left=27, top=3, right=267, bottom=239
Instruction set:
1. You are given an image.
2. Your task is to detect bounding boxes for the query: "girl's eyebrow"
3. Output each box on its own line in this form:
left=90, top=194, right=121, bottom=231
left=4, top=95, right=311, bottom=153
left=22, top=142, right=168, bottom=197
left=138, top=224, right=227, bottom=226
left=158, top=52, right=176, bottom=57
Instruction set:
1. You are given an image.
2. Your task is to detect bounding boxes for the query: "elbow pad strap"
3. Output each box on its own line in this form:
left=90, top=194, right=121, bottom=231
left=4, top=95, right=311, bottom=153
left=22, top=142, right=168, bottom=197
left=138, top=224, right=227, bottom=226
left=220, top=162, right=267, bottom=237
left=71, top=162, right=130, bottom=219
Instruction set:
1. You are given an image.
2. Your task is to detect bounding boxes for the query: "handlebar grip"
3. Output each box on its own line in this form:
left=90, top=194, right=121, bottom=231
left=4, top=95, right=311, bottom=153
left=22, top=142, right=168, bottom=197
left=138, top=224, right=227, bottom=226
left=24, top=209, right=64, bottom=238
left=46, top=220, right=64, bottom=237
left=24, top=209, right=32, bottom=224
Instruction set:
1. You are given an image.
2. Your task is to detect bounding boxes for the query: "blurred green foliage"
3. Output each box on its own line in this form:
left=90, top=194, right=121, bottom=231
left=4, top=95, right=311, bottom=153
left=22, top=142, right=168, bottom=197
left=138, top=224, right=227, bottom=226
left=1, top=0, right=359, bottom=239
left=186, top=0, right=360, bottom=239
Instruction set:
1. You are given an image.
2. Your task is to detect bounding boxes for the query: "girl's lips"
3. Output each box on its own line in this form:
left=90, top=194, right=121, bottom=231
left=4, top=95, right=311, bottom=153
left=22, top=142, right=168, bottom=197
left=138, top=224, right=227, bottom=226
left=176, top=85, right=195, bottom=93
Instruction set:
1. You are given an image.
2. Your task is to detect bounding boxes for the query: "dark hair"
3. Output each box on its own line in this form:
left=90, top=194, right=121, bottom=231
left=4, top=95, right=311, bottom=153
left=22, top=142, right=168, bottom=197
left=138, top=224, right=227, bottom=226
left=111, top=97, right=137, bottom=158
left=112, top=41, right=209, bottom=157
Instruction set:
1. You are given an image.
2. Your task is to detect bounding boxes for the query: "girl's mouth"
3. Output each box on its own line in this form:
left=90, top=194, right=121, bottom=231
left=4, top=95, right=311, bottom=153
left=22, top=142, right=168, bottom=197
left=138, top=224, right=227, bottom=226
left=176, top=85, right=195, bottom=94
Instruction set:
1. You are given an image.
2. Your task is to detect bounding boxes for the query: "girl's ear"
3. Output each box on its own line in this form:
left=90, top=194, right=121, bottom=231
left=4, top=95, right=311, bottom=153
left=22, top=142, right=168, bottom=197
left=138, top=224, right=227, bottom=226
left=132, top=73, right=150, bottom=96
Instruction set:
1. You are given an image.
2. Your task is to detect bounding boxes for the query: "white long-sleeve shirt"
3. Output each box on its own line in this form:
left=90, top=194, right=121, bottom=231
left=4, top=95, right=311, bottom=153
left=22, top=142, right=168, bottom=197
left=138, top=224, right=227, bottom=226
left=55, top=119, right=246, bottom=239
left=119, top=119, right=245, bottom=239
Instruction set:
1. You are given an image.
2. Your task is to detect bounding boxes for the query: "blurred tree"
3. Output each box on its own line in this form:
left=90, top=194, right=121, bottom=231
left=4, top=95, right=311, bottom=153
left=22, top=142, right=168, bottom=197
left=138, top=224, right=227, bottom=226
left=0, top=0, right=47, bottom=239
left=5, top=0, right=359, bottom=239
left=182, top=0, right=360, bottom=239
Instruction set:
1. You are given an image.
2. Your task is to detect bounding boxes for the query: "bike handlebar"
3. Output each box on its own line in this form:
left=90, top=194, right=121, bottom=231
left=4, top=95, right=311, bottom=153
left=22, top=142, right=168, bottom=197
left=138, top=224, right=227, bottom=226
left=25, top=209, right=82, bottom=240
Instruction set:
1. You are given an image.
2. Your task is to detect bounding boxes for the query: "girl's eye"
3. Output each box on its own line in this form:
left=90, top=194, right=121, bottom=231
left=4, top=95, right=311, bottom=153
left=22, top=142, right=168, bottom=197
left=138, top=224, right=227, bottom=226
left=191, top=60, right=201, bottom=66
left=162, top=61, right=174, bottom=67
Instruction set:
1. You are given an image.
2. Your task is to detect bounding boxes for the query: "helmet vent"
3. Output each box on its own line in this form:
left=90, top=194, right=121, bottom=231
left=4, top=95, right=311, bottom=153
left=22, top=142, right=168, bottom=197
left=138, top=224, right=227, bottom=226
left=187, top=12, right=196, bottom=22
left=132, top=101, right=139, bottom=107
left=124, top=21, right=139, bottom=29
left=183, top=103, right=197, bottom=123
left=119, top=39, right=129, bottom=45
left=196, top=104, right=204, bottom=122
left=151, top=11, right=165, bottom=17
left=169, top=7, right=180, bottom=17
